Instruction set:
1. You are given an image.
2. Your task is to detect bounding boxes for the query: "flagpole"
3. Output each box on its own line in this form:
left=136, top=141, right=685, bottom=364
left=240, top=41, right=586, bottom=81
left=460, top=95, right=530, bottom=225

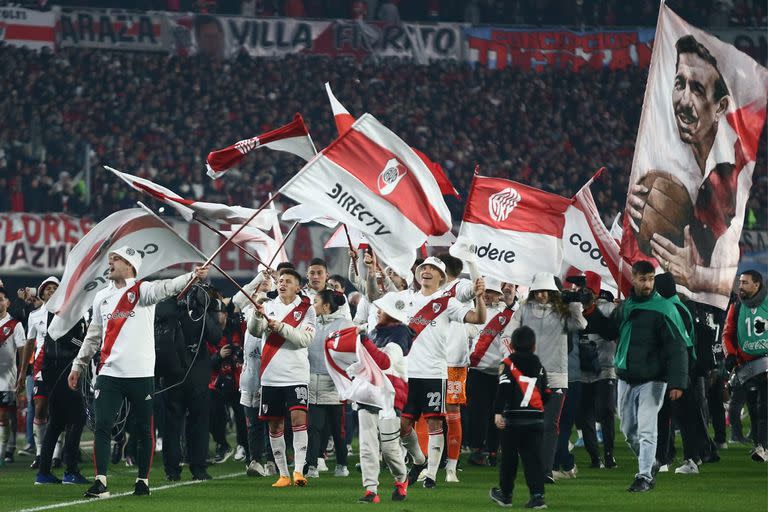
left=266, top=221, right=298, bottom=268
left=342, top=224, right=360, bottom=277
left=193, top=216, right=273, bottom=271
left=135, top=203, right=261, bottom=310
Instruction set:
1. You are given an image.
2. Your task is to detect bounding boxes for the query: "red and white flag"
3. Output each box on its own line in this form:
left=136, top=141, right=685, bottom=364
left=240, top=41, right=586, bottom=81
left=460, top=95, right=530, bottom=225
left=324, top=327, right=395, bottom=416
left=220, top=225, right=286, bottom=270
left=281, top=113, right=452, bottom=279
left=455, top=175, right=571, bottom=286
left=45, top=209, right=204, bottom=339
left=267, top=194, right=289, bottom=264
left=206, top=113, right=316, bottom=179
left=621, top=4, right=768, bottom=309
left=325, top=83, right=460, bottom=199
left=281, top=203, right=340, bottom=229
left=106, top=166, right=276, bottom=229
left=0, top=7, right=56, bottom=50
left=324, top=224, right=456, bottom=249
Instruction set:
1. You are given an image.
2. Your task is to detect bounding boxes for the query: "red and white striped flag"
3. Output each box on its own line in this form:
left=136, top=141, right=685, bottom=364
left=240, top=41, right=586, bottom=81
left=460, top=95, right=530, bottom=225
left=220, top=225, right=287, bottom=270
left=455, top=175, right=571, bottom=286
left=206, top=113, right=316, bottom=179
left=0, top=7, right=56, bottom=50
left=45, top=209, right=204, bottom=339
left=106, top=166, right=277, bottom=229
left=325, top=83, right=460, bottom=199
left=281, top=113, right=452, bottom=279
left=324, top=327, right=395, bottom=416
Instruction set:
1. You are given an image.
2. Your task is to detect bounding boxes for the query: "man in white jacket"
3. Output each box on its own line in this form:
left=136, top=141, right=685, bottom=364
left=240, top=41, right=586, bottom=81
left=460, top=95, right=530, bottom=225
left=68, top=246, right=208, bottom=499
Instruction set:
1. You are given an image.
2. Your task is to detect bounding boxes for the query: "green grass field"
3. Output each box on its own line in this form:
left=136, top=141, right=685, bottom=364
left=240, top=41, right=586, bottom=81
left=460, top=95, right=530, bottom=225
left=0, top=435, right=765, bottom=512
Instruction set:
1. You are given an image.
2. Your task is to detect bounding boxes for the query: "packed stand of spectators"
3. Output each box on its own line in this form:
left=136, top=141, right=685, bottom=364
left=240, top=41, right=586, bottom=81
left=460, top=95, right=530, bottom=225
left=4, top=45, right=765, bottom=229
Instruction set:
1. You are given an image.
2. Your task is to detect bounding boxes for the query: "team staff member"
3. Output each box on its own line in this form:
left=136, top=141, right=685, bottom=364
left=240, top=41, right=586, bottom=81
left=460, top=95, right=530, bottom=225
left=723, top=270, right=768, bottom=462
left=68, top=247, right=208, bottom=498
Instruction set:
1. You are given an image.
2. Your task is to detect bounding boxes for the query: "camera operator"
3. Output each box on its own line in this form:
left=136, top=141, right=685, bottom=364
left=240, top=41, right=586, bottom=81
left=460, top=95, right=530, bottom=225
left=208, top=299, right=248, bottom=465
left=575, top=273, right=618, bottom=470
left=157, top=284, right=223, bottom=482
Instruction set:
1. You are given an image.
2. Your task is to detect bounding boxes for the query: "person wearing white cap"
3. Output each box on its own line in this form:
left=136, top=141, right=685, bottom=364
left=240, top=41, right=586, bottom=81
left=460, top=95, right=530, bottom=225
left=466, top=278, right=518, bottom=467
left=15, top=276, right=59, bottom=470
left=67, top=246, right=209, bottom=499
left=502, top=271, right=587, bottom=484
left=394, top=256, right=487, bottom=489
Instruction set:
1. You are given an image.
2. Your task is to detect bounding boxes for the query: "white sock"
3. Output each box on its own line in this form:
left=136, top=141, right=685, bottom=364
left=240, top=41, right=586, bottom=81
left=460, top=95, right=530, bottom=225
left=292, top=425, right=308, bottom=475
left=53, top=439, right=63, bottom=459
left=446, top=459, right=458, bottom=471
left=426, top=430, right=445, bottom=480
left=401, top=428, right=426, bottom=465
left=269, top=431, right=289, bottom=477
left=96, top=474, right=107, bottom=486
left=33, top=421, right=47, bottom=456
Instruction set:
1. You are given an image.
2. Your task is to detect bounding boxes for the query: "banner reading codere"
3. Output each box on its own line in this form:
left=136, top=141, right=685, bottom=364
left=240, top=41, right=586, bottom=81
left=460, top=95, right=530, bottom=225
left=621, top=3, right=768, bottom=310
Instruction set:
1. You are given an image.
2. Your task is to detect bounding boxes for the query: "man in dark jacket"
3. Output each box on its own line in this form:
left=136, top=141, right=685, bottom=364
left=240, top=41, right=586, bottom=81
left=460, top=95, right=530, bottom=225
left=585, top=261, right=688, bottom=492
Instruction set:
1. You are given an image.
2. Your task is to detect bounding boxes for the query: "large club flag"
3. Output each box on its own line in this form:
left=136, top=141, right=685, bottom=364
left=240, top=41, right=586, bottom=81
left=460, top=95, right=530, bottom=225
left=220, top=225, right=287, bottom=270
left=205, top=113, right=316, bottom=179
left=455, top=175, right=572, bottom=286
left=324, top=83, right=460, bottom=199
left=324, top=224, right=456, bottom=249
left=621, top=3, right=768, bottom=309
left=324, top=327, right=395, bottom=417
left=45, top=209, right=204, bottom=339
left=106, top=166, right=276, bottom=229
left=281, top=113, right=452, bottom=279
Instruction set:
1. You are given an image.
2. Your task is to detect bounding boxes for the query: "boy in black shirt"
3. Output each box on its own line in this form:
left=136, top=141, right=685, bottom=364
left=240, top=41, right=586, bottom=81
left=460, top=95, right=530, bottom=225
left=490, top=326, right=551, bottom=509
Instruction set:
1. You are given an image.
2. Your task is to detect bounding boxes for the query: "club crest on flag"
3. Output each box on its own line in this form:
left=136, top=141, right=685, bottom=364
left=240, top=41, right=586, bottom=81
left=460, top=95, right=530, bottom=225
left=489, top=187, right=522, bottom=223
left=432, top=303, right=442, bottom=313
left=234, top=137, right=258, bottom=155
left=127, top=292, right=136, bottom=304
left=377, top=158, right=408, bottom=196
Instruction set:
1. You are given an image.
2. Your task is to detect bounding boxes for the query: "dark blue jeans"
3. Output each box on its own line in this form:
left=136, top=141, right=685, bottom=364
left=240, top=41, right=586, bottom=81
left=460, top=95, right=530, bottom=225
left=553, top=382, right=581, bottom=471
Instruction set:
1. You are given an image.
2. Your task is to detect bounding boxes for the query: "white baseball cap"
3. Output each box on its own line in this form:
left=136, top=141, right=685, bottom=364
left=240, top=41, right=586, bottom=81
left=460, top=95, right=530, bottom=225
left=484, top=277, right=503, bottom=294
left=530, top=272, right=559, bottom=292
left=415, top=256, right=446, bottom=280
left=109, top=246, right=143, bottom=275
left=373, top=293, right=409, bottom=324
left=37, top=276, right=60, bottom=298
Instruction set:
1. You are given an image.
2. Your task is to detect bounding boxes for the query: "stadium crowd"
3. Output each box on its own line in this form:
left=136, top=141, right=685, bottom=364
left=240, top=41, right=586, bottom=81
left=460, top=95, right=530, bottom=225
left=1, top=46, right=766, bottom=229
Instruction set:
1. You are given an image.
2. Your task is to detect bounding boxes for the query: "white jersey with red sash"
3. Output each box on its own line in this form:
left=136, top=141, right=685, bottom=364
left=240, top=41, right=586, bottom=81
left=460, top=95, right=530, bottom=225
left=443, top=278, right=476, bottom=367
left=468, top=303, right=515, bottom=374
left=26, top=307, right=48, bottom=381
left=0, top=314, right=25, bottom=392
left=397, top=285, right=470, bottom=380
left=91, top=278, right=163, bottom=378
left=258, top=295, right=316, bottom=387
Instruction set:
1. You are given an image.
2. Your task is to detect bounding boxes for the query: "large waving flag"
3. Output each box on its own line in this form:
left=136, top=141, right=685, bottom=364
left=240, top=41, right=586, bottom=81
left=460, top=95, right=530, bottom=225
left=621, top=4, right=768, bottom=309
left=206, top=113, right=316, bottom=179
left=324, top=327, right=395, bottom=417
left=106, top=166, right=276, bottom=229
left=46, top=209, right=204, bottom=339
left=281, top=113, right=452, bottom=278
left=220, top=225, right=287, bottom=270
left=325, top=83, right=460, bottom=199
left=454, top=175, right=571, bottom=286
left=281, top=203, right=340, bottom=229
left=323, top=224, right=456, bottom=249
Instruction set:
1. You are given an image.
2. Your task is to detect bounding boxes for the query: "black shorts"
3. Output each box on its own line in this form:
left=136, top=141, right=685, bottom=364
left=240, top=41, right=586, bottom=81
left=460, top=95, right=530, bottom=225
left=402, top=378, right=446, bottom=420
left=259, top=385, right=309, bottom=420
left=33, top=379, right=49, bottom=400
left=0, top=391, right=17, bottom=410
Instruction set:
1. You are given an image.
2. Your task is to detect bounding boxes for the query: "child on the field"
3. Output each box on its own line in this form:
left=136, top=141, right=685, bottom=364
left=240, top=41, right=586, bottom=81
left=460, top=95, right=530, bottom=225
left=490, top=326, right=551, bottom=509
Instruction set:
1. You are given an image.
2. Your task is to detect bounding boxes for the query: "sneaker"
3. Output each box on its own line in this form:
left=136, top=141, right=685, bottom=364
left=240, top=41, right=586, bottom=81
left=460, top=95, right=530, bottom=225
left=111, top=440, right=124, bottom=464
left=272, top=475, right=292, bottom=487
left=155, top=437, right=163, bottom=452
left=675, top=459, right=699, bottom=474
left=468, top=450, right=487, bottom=466
left=445, top=468, right=459, bottom=482
left=325, top=438, right=335, bottom=454
left=317, top=457, right=329, bottom=472
left=751, top=445, right=768, bottom=462
left=605, top=454, right=618, bottom=469
left=347, top=444, right=354, bottom=456
left=417, top=468, right=427, bottom=482
left=701, top=451, right=720, bottom=463
left=213, top=444, right=233, bottom=464
left=358, top=491, right=380, bottom=504
left=423, top=477, right=436, bottom=489
left=4, top=451, right=14, bottom=463
left=335, top=465, right=350, bottom=477
left=35, top=473, right=62, bottom=485
left=392, top=480, right=408, bottom=501
left=125, top=456, right=135, bottom=467
left=306, top=466, right=320, bottom=478
left=166, top=473, right=181, bottom=482
left=63, top=472, right=90, bottom=485
left=52, top=457, right=62, bottom=469
left=560, top=465, right=577, bottom=479
left=544, top=473, right=555, bottom=484
left=525, top=494, right=547, bottom=509
left=590, top=458, right=604, bottom=469
left=30, top=456, right=40, bottom=469
left=133, top=480, right=151, bottom=496
left=407, top=462, right=427, bottom=485
left=264, top=461, right=278, bottom=476
left=84, top=480, right=110, bottom=499
left=293, top=471, right=308, bottom=487
left=574, top=437, right=585, bottom=448
left=489, top=487, right=512, bottom=507
left=247, top=460, right=266, bottom=477
left=18, top=445, right=35, bottom=457
left=191, top=471, right=212, bottom=481
left=627, top=477, right=654, bottom=492
left=234, top=445, right=246, bottom=462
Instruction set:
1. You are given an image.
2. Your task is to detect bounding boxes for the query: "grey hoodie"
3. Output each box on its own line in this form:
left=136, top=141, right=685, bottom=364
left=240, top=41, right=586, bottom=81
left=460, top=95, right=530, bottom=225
left=308, top=308, right=353, bottom=405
